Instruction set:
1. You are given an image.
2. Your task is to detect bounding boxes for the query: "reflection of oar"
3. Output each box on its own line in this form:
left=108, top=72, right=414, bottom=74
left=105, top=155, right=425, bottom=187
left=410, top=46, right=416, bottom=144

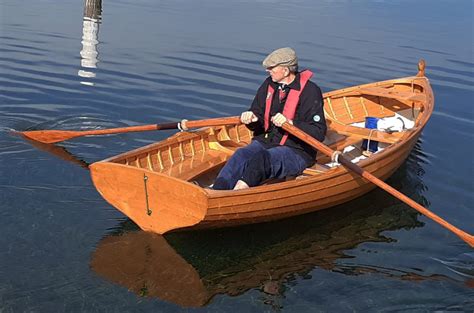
left=21, top=116, right=241, bottom=144
left=25, top=138, right=90, bottom=169
left=282, top=122, right=474, bottom=248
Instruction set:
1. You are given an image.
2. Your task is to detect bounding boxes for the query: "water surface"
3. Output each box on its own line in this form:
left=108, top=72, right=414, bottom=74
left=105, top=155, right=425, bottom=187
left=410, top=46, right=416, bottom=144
left=1, top=0, right=473, bottom=311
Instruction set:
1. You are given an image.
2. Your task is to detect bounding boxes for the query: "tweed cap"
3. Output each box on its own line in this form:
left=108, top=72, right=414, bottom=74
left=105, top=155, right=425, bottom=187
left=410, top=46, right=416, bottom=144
left=262, top=47, right=298, bottom=68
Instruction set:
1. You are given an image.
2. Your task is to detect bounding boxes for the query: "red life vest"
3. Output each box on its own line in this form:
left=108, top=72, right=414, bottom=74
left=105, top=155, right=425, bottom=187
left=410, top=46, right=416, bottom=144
left=264, top=70, right=313, bottom=145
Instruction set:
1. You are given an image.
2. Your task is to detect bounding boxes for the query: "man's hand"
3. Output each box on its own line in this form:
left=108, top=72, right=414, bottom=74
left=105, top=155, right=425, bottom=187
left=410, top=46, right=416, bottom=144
left=271, top=113, right=292, bottom=127
left=240, top=111, right=258, bottom=124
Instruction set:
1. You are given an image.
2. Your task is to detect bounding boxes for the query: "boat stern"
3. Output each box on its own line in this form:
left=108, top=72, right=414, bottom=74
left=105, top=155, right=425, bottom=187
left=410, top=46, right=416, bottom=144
left=89, top=162, right=208, bottom=234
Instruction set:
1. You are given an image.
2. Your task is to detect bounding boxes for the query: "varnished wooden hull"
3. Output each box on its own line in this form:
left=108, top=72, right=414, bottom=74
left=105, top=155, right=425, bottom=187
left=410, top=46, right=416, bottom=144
left=90, top=68, right=434, bottom=234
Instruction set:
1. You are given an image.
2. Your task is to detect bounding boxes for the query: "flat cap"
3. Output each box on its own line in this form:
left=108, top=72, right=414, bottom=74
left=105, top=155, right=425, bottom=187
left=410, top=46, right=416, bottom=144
left=262, top=47, right=298, bottom=68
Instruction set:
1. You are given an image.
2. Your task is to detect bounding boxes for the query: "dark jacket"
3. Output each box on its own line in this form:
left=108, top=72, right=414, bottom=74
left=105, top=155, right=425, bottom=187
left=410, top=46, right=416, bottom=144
left=246, top=72, right=327, bottom=166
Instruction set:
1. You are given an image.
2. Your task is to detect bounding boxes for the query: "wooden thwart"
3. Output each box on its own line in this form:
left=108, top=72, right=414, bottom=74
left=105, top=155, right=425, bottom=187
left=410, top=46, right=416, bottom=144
left=329, top=122, right=404, bottom=144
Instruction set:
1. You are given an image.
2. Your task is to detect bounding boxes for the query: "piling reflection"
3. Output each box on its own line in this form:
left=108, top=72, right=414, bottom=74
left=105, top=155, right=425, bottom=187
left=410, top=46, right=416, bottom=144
left=78, top=0, right=102, bottom=86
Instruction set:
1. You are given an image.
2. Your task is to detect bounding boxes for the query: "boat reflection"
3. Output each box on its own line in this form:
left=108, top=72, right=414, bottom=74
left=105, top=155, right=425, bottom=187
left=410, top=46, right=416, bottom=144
left=78, top=0, right=102, bottom=86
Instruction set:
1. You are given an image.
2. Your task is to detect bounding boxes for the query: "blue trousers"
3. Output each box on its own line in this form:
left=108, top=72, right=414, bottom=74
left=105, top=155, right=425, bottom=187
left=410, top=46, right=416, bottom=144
left=213, top=140, right=308, bottom=190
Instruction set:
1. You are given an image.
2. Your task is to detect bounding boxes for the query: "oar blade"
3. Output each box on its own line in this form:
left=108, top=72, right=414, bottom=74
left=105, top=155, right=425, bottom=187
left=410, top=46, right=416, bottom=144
left=21, top=130, right=82, bottom=144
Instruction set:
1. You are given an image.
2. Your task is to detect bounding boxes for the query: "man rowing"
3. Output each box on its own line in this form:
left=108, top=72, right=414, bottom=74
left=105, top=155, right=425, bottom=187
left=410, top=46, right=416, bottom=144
left=213, top=47, right=327, bottom=190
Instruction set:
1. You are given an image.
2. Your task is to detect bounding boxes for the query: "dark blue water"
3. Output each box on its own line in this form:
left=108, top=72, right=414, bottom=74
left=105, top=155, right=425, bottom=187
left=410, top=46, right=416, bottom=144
left=1, top=0, right=473, bottom=311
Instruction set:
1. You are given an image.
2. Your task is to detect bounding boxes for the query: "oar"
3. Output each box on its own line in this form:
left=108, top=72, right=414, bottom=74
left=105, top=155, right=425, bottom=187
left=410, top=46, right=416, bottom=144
left=282, top=122, right=474, bottom=248
left=21, top=116, right=241, bottom=144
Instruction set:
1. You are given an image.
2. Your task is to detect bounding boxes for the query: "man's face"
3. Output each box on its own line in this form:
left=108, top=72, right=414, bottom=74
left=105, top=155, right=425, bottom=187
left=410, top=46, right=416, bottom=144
left=266, top=65, right=287, bottom=83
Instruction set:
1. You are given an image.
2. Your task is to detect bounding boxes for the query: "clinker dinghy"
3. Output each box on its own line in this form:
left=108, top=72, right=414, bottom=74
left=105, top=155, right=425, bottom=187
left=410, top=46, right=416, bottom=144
left=89, top=60, right=434, bottom=234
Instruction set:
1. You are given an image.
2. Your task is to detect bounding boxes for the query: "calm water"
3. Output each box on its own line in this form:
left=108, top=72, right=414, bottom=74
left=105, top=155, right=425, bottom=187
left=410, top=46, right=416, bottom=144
left=1, top=0, right=473, bottom=311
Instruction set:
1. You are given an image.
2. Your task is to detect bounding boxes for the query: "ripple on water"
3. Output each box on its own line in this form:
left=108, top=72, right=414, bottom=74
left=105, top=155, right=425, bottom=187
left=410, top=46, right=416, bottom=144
left=24, top=115, right=130, bottom=131
left=434, top=252, right=474, bottom=278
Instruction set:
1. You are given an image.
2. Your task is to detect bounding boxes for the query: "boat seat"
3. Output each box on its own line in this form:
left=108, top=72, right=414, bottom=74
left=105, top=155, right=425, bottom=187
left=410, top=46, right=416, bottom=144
left=217, top=140, right=247, bottom=149
left=328, top=121, right=404, bottom=144
left=303, top=163, right=331, bottom=175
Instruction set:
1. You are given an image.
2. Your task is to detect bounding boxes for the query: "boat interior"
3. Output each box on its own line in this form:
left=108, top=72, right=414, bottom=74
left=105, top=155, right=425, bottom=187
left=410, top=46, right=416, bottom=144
left=110, top=79, right=427, bottom=187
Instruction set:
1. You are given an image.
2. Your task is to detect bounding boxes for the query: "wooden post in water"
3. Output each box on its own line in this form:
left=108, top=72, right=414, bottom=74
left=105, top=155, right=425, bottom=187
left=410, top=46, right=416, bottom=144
left=84, top=0, right=102, bottom=20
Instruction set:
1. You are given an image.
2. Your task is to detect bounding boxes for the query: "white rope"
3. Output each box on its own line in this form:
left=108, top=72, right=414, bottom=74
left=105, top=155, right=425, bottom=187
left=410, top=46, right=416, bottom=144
left=331, top=151, right=342, bottom=164
left=361, top=129, right=376, bottom=157
left=366, top=129, right=375, bottom=153
left=178, top=119, right=188, bottom=131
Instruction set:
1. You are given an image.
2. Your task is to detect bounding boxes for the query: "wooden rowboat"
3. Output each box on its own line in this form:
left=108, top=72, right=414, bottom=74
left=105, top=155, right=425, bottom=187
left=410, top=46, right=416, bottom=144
left=89, top=60, right=434, bottom=234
